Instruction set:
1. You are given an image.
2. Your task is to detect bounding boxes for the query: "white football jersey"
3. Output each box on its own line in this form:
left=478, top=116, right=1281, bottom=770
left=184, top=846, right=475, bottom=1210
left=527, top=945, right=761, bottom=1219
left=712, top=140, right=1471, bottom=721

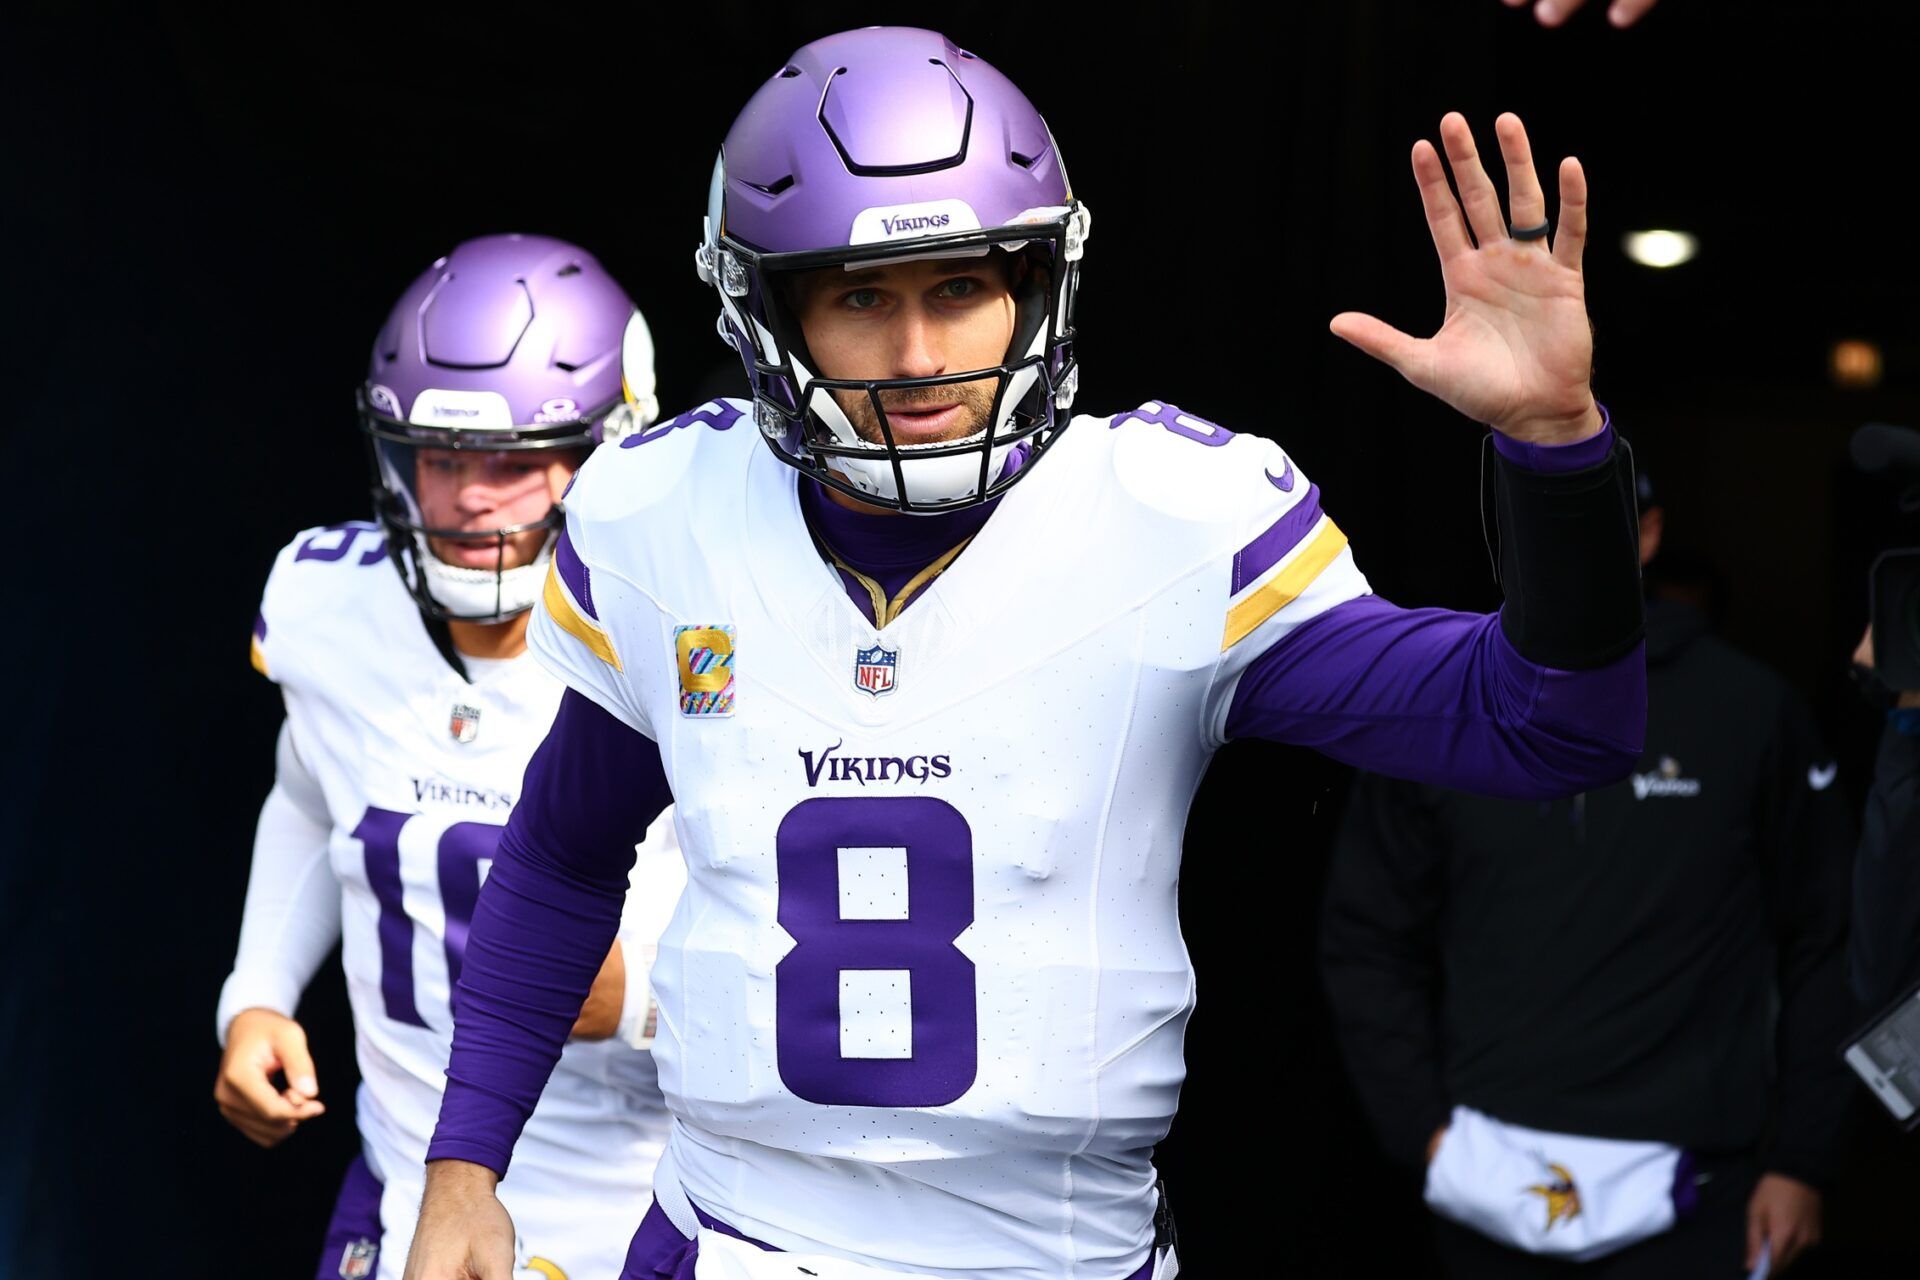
left=530, top=400, right=1369, bottom=1279
left=251, top=520, right=682, bottom=1279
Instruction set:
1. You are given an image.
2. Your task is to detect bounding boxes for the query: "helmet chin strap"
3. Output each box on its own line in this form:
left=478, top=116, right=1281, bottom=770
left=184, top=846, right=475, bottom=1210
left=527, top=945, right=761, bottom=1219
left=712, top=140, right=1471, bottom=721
left=418, top=534, right=552, bottom=622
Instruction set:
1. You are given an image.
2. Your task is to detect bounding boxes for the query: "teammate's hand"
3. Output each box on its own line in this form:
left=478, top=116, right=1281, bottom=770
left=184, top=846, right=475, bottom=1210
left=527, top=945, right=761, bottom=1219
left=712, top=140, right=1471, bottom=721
left=1503, top=0, right=1661, bottom=28
left=1746, top=1173, right=1821, bottom=1273
left=404, top=1161, right=516, bottom=1280
left=213, top=1007, right=325, bottom=1147
left=570, top=939, right=627, bottom=1041
left=1330, top=113, right=1603, bottom=447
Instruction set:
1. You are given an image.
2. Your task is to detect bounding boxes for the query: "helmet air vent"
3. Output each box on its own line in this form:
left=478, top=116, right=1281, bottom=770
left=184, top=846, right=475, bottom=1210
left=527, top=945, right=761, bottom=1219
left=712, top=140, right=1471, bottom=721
left=557, top=263, right=582, bottom=277
left=420, top=277, right=535, bottom=369
left=1010, top=150, right=1037, bottom=169
left=778, top=65, right=801, bottom=78
left=818, top=56, right=972, bottom=177
left=746, top=174, right=795, bottom=196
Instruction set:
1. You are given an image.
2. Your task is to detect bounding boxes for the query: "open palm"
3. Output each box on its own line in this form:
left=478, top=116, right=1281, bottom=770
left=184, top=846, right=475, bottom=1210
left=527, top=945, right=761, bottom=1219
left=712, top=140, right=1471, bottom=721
left=1332, top=113, right=1602, bottom=445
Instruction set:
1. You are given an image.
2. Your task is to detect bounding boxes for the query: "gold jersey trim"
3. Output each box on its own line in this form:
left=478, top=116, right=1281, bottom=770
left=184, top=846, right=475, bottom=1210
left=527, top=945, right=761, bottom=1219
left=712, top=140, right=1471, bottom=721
left=1221, top=518, right=1349, bottom=651
left=542, top=560, right=624, bottom=671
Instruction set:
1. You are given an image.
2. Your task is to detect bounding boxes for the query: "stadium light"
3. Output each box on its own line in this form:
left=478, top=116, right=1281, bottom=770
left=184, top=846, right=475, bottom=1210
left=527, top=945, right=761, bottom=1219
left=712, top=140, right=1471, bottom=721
left=1622, top=230, right=1699, bottom=269
left=1832, top=339, right=1884, bottom=389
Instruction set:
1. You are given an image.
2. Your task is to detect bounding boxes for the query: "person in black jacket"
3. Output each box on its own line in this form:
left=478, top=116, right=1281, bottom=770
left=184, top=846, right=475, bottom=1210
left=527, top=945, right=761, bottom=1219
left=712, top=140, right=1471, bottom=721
left=1848, top=628, right=1920, bottom=1012
left=1321, top=476, right=1853, bottom=1277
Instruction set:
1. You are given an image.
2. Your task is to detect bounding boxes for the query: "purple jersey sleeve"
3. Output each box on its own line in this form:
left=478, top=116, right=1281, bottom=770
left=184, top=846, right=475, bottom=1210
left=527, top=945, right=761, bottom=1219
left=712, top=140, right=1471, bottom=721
left=1224, top=594, right=1645, bottom=799
left=425, top=689, right=673, bottom=1173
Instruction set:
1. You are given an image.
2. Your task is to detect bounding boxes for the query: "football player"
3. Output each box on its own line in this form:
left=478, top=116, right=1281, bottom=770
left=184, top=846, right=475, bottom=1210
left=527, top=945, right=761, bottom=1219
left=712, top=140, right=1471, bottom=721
left=409, top=30, right=1647, bottom=1280
left=215, top=234, right=684, bottom=1280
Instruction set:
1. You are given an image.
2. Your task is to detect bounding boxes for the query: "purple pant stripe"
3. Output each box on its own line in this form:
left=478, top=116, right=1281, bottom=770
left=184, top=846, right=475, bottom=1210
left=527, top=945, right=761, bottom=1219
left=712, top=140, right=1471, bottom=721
left=621, top=1200, right=698, bottom=1280
left=619, top=1196, right=1156, bottom=1280
left=315, top=1154, right=384, bottom=1280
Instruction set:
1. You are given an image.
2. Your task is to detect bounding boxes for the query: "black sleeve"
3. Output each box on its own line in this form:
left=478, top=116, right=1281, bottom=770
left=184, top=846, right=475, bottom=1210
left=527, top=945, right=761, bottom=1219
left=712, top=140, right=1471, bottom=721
left=1319, top=771, right=1454, bottom=1168
left=1851, top=723, right=1920, bottom=1011
left=1757, top=692, right=1856, bottom=1188
left=1485, top=434, right=1645, bottom=669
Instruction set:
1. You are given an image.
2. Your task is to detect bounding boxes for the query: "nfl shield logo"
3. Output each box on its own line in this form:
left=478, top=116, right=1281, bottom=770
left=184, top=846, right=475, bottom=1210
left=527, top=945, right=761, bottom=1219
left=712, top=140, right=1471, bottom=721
left=338, top=1238, right=378, bottom=1279
left=449, top=703, right=481, bottom=743
left=854, top=642, right=899, bottom=698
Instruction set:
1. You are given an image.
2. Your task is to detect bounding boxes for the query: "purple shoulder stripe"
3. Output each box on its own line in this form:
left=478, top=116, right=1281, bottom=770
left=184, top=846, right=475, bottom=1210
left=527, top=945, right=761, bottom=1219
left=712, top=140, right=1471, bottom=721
left=252, top=612, right=267, bottom=642
left=553, top=529, right=598, bottom=621
left=1232, top=485, right=1324, bottom=595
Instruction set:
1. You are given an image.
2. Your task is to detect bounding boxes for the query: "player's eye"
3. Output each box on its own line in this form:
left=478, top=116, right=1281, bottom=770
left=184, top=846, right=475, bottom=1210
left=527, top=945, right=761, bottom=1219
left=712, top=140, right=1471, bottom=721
left=935, top=277, right=982, bottom=300
left=841, top=288, right=883, bottom=310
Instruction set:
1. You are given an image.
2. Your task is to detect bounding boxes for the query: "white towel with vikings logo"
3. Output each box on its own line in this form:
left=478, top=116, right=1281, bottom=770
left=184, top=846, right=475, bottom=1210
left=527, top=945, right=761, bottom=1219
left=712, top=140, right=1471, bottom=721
left=694, top=1229, right=950, bottom=1280
left=1424, top=1106, right=1684, bottom=1261
left=693, top=1231, right=1179, bottom=1280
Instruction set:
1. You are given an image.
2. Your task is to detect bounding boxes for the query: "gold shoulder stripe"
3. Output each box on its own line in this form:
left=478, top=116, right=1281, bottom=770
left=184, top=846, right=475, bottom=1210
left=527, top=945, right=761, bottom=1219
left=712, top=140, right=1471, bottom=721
left=1221, top=519, right=1349, bottom=651
left=249, top=635, right=269, bottom=677
left=542, top=560, right=624, bottom=671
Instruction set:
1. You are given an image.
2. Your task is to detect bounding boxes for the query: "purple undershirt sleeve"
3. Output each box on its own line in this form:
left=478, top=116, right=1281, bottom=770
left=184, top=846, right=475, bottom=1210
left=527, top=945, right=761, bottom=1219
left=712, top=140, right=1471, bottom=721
left=1487, top=408, right=1615, bottom=473
left=425, top=688, right=673, bottom=1174
left=1224, top=594, right=1645, bottom=800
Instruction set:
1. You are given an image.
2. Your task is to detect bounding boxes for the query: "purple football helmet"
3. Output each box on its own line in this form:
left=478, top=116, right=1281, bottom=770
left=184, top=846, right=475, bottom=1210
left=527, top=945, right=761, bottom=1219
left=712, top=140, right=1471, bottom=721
left=359, top=233, right=658, bottom=622
left=697, top=27, right=1090, bottom=513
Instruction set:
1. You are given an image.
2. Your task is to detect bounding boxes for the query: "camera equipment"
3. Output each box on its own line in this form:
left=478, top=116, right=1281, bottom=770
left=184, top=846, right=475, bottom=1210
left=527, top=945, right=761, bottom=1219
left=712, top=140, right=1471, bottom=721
left=1844, top=979, right=1920, bottom=1132
left=1851, top=423, right=1920, bottom=690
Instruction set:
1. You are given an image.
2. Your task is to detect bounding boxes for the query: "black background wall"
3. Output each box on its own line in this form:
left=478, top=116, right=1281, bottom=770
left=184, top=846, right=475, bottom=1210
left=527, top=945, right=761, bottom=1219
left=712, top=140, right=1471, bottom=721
left=7, top=1, right=1920, bottom=1274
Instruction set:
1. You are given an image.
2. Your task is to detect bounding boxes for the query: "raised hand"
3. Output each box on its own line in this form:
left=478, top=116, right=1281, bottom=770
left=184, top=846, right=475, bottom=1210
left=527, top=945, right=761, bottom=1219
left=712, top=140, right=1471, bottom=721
left=1504, top=0, right=1662, bottom=28
left=1331, top=112, right=1603, bottom=446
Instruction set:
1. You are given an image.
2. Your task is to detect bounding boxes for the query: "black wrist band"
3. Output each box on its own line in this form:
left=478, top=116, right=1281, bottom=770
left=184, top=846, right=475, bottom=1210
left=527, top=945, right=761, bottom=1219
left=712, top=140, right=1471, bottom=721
left=1480, top=434, right=1644, bottom=669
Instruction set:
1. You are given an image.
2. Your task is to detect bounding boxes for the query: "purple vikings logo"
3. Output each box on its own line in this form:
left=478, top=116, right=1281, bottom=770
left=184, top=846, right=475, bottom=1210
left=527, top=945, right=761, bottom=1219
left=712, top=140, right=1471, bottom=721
left=449, top=703, right=481, bottom=743
left=880, top=212, right=952, bottom=235
left=854, top=642, right=899, bottom=698
left=533, top=396, right=580, bottom=424
left=338, top=1238, right=378, bottom=1279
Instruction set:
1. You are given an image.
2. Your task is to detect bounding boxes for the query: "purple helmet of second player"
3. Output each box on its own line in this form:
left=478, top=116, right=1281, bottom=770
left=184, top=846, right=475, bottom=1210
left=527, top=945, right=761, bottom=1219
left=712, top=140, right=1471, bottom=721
left=697, top=26, right=1091, bottom=513
left=360, top=233, right=658, bottom=623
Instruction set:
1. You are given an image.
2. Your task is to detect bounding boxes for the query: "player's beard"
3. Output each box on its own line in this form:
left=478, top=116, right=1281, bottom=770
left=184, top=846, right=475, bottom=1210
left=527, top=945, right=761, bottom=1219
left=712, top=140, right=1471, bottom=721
left=836, top=375, right=1000, bottom=446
